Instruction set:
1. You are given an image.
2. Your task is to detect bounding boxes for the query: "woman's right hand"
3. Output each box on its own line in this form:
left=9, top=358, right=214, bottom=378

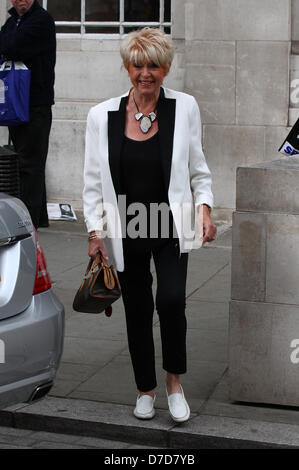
left=88, top=235, right=109, bottom=261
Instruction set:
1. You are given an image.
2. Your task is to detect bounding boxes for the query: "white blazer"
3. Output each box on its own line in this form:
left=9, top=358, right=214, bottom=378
left=83, top=87, right=214, bottom=271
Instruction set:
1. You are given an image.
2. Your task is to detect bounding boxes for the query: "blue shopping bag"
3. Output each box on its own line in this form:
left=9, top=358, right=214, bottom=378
left=0, top=60, right=31, bottom=126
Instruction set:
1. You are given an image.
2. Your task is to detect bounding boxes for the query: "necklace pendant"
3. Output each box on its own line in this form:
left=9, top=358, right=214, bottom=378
left=148, top=112, right=157, bottom=122
left=135, top=112, right=143, bottom=121
left=140, top=116, right=152, bottom=133
left=132, top=92, right=157, bottom=133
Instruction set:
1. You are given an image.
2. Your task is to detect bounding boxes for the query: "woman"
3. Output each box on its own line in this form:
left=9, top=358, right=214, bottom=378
left=83, top=28, right=216, bottom=423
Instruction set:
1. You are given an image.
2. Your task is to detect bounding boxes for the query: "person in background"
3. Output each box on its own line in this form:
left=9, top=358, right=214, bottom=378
left=83, top=28, right=217, bottom=423
left=0, top=0, right=56, bottom=228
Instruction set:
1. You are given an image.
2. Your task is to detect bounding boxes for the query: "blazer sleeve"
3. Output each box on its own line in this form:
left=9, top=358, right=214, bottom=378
left=83, top=108, right=105, bottom=234
left=188, top=96, right=214, bottom=210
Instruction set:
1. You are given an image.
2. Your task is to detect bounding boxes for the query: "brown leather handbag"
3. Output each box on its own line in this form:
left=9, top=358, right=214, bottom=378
left=73, top=253, right=121, bottom=316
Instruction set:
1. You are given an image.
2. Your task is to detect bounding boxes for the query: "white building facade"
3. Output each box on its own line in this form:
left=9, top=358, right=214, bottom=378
left=0, top=0, right=298, bottom=221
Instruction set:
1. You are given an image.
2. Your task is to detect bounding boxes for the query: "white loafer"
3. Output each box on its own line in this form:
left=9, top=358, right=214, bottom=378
left=166, top=385, right=190, bottom=423
left=134, top=394, right=156, bottom=419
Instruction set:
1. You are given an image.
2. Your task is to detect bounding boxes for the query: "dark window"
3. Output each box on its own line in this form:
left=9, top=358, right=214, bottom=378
left=85, top=0, right=119, bottom=33
left=45, top=0, right=171, bottom=35
left=85, top=0, right=119, bottom=22
left=165, top=0, right=171, bottom=22
left=124, top=0, right=159, bottom=22
left=47, top=0, right=81, bottom=22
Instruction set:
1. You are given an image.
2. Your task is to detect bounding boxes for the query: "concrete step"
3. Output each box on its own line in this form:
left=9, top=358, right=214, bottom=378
left=0, top=396, right=298, bottom=449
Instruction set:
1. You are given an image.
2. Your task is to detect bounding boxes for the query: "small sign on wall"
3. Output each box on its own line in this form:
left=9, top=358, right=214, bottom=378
left=279, top=118, right=299, bottom=156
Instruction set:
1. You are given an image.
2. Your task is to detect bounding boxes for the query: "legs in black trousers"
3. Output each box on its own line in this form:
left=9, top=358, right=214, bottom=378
left=117, top=238, right=188, bottom=392
left=9, top=105, right=52, bottom=229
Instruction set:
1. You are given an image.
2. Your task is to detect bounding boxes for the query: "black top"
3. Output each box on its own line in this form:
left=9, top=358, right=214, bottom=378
left=0, top=0, right=56, bottom=106
left=120, top=132, right=173, bottom=239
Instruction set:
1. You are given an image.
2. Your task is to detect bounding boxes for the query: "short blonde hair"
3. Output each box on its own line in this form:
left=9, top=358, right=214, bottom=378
left=120, top=27, right=174, bottom=72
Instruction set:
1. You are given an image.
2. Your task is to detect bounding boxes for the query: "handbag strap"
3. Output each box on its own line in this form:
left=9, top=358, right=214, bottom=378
left=100, top=253, right=120, bottom=290
left=92, top=253, right=117, bottom=290
left=78, top=257, right=96, bottom=291
left=103, top=264, right=115, bottom=290
left=84, top=258, right=94, bottom=277
left=80, top=253, right=119, bottom=294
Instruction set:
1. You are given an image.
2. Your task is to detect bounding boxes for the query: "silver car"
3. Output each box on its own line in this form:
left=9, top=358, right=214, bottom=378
left=0, top=193, right=64, bottom=408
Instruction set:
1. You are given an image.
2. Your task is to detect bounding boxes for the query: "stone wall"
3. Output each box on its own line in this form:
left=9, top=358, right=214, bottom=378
left=0, top=1, right=294, bottom=216
left=49, top=0, right=292, bottom=216
left=48, top=36, right=185, bottom=204
left=47, top=0, right=186, bottom=206
left=185, top=0, right=291, bottom=220
left=229, top=156, right=299, bottom=406
left=292, top=0, right=299, bottom=41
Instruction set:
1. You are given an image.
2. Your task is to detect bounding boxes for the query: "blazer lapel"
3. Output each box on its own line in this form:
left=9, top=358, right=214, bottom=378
left=157, top=87, right=176, bottom=193
left=108, top=88, right=176, bottom=196
left=108, top=96, right=127, bottom=196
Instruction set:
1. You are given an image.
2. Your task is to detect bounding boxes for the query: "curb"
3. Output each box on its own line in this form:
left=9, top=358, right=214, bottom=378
left=0, top=396, right=298, bottom=449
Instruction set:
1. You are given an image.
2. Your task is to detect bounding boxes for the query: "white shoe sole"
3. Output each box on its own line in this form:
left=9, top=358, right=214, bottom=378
left=134, top=394, right=156, bottom=420
left=133, top=409, right=155, bottom=420
left=169, top=405, right=190, bottom=423
left=167, top=385, right=190, bottom=423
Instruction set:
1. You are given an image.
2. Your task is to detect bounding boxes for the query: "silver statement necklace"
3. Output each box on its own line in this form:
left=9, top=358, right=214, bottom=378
left=133, top=93, right=157, bottom=133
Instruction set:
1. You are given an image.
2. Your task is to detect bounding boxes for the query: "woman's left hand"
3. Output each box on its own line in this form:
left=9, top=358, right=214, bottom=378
left=201, top=205, right=217, bottom=245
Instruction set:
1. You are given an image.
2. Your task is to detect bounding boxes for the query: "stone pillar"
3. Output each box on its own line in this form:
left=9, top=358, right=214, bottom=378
left=0, top=1, right=9, bottom=26
left=292, top=0, right=299, bottom=41
left=184, top=0, right=290, bottom=221
left=229, top=156, right=299, bottom=406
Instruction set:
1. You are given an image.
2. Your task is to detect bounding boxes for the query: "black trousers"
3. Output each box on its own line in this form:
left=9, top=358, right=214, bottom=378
left=117, top=238, right=188, bottom=392
left=9, top=105, right=52, bottom=229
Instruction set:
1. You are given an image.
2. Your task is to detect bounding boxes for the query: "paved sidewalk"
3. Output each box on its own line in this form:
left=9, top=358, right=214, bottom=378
left=43, top=216, right=232, bottom=413
left=1, top=216, right=299, bottom=448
